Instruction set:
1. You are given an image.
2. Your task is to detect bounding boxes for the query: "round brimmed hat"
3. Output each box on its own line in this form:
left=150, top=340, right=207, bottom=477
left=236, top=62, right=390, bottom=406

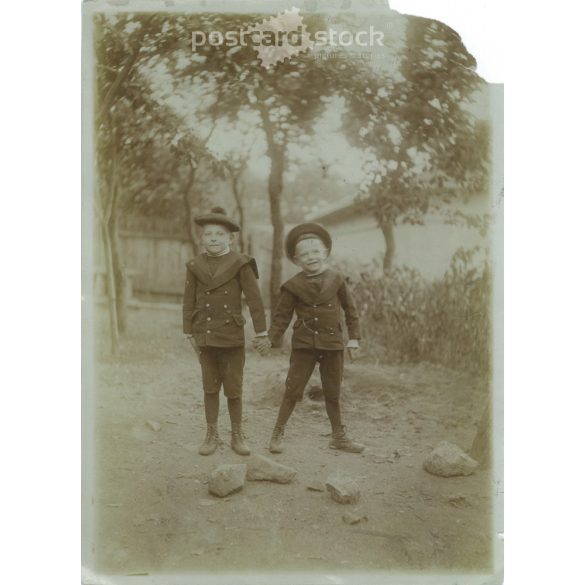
left=285, top=222, right=332, bottom=260
left=194, top=207, right=240, bottom=232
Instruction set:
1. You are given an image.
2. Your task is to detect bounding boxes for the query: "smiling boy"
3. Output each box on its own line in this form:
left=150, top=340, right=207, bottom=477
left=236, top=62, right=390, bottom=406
left=254, top=222, right=364, bottom=454
left=183, top=207, right=268, bottom=456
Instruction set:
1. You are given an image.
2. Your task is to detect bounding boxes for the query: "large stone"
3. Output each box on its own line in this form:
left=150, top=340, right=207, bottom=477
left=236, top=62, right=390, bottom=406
left=208, top=464, right=247, bottom=497
left=246, top=454, right=297, bottom=484
left=423, top=441, right=479, bottom=477
left=325, top=475, right=360, bottom=504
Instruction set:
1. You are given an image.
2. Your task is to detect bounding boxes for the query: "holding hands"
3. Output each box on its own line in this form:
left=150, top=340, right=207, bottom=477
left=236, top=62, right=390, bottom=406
left=253, top=334, right=272, bottom=356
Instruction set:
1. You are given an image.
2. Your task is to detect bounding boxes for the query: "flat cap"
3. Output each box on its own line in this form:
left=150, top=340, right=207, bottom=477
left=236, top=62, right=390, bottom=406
left=285, top=222, right=332, bottom=260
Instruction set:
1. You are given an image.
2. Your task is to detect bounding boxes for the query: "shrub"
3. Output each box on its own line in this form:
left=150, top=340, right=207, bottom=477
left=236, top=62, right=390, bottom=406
left=333, top=247, right=492, bottom=374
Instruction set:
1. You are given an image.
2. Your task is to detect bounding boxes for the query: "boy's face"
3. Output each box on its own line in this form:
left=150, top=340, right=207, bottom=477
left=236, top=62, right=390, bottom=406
left=294, top=237, right=329, bottom=275
left=200, top=223, right=232, bottom=254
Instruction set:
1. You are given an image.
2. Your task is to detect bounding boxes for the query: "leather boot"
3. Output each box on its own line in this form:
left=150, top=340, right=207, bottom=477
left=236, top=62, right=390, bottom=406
left=329, top=425, right=364, bottom=453
left=268, top=425, right=285, bottom=454
left=199, top=423, right=219, bottom=456
left=231, top=423, right=250, bottom=456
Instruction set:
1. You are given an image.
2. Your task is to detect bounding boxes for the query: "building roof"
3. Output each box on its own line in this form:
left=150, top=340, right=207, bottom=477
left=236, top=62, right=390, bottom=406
left=304, top=195, right=363, bottom=225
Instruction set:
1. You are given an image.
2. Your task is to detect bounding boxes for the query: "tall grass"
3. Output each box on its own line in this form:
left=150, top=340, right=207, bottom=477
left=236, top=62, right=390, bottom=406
left=334, top=247, right=492, bottom=374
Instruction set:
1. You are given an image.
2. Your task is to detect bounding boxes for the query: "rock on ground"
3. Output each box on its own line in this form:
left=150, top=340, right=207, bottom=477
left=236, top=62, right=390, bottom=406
left=325, top=476, right=361, bottom=504
left=246, top=454, right=297, bottom=484
left=146, top=420, right=161, bottom=432
left=208, top=464, right=247, bottom=497
left=342, top=512, right=366, bottom=525
left=423, top=441, right=479, bottom=477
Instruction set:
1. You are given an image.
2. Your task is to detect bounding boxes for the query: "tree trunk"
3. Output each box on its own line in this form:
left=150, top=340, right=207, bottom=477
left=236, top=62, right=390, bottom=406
left=109, top=209, right=126, bottom=334
left=267, top=151, right=285, bottom=312
left=101, top=221, right=120, bottom=355
left=98, top=114, right=129, bottom=348
left=182, top=163, right=198, bottom=256
left=103, top=148, right=127, bottom=335
left=95, top=16, right=154, bottom=351
left=258, top=103, right=286, bottom=313
left=231, top=173, right=246, bottom=253
left=380, top=217, right=395, bottom=273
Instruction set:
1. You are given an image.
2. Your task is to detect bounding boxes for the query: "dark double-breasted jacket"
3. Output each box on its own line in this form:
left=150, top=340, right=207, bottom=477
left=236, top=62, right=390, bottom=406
left=268, top=269, right=361, bottom=351
left=182, top=251, right=267, bottom=348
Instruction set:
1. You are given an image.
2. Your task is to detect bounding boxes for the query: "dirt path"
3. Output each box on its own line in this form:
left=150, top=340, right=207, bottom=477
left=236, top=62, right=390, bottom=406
left=90, top=306, right=492, bottom=575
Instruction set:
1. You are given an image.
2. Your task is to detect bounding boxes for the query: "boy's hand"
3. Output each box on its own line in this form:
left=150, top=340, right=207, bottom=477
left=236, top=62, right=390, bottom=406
left=347, top=340, right=360, bottom=362
left=186, top=335, right=200, bottom=358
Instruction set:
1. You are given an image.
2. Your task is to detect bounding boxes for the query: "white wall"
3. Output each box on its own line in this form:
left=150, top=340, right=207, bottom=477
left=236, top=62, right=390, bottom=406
left=322, top=200, right=491, bottom=280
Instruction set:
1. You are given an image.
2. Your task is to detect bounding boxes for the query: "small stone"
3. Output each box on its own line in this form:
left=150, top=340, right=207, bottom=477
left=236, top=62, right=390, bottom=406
left=306, top=483, right=325, bottom=492
left=146, top=420, right=161, bottom=432
left=208, top=464, right=247, bottom=497
left=342, top=512, right=364, bottom=525
left=307, top=385, right=324, bottom=401
left=447, top=495, right=470, bottom=508
left=325, top=475, right=360, bottom=504
left=423, top=441, right=479, bottom=477
left=246, top=454, right=297, bottom=484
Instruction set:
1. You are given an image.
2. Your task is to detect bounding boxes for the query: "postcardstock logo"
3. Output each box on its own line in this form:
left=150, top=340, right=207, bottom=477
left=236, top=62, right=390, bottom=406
left=244, top=7, right=314, bottom=68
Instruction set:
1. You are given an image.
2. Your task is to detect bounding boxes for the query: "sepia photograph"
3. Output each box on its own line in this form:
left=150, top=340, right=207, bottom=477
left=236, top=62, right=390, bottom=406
left=81, top=0, right=503, bottom=583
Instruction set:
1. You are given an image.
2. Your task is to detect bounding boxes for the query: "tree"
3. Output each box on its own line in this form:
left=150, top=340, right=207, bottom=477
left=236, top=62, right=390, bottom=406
left=165, top=9, right=395, bottom=309
left=94, top=13, right=218, bottom=349
left=341, top=16, right=489, bottom=271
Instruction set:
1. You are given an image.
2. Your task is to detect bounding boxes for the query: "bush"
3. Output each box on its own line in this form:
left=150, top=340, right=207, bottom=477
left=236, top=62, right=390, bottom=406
left=333, top=247, right=492, bottom=374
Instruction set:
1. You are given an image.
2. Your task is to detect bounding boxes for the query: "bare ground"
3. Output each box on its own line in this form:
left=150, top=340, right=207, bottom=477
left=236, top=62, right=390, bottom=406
left=89, top=305, right=493, bottom=575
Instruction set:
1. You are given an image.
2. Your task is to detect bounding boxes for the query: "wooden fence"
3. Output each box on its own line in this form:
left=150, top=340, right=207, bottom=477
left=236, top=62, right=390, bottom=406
left=99, top=226, right=280, bottom=302
left=115, top=231, right=193, bottom=300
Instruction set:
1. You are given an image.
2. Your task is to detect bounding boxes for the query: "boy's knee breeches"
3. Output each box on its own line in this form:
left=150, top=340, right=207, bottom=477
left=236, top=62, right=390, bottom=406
left=284, top=348, right=344, bottom=402
left=199, top=346, right=245, bottom=398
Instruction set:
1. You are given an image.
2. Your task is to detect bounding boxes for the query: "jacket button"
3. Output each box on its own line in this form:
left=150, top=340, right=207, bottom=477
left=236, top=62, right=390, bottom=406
left=330, top=332, right=334, bottom=335
left=314, top=317, right=319, bottom=321
left=313, top=304, right=317, bottom=308
left=205, top=303, right=210, bottom=308
left=314, top=331, right=319, bottom=335
left=224, top=304, right=228, bottom=308
left=205, top=291, right=210, bottom=295
left=224, top=291, right=228, bottom=295
left=206, top=330, right=211, bottom=334
left=206, top=317, right=211, bottom=321
left=328, top=303, right=332, bottom=307
left=225, top=319, right=230, bottom=323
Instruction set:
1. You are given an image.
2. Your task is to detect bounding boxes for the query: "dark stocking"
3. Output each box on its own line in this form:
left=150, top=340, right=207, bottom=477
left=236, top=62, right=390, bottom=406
left=227, top=397, right=242, bottom=426
left=325, top=396, right=342, bottom=430
left=204, top=392, right=219, bottom=424
left=275, top=397, right=297, bottom=428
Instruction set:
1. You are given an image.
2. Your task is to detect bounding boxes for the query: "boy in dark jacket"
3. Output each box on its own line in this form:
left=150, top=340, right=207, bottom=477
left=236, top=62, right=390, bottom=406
left=254, top=223, right=364, bottom=454
left=183, top=207, right=268, bottom=456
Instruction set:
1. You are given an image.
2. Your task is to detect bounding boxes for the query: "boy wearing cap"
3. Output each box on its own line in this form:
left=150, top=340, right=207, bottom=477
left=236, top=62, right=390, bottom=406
left=254, top=223, right=364, bottom=454
left=183, top=207, right=268, bottom=456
